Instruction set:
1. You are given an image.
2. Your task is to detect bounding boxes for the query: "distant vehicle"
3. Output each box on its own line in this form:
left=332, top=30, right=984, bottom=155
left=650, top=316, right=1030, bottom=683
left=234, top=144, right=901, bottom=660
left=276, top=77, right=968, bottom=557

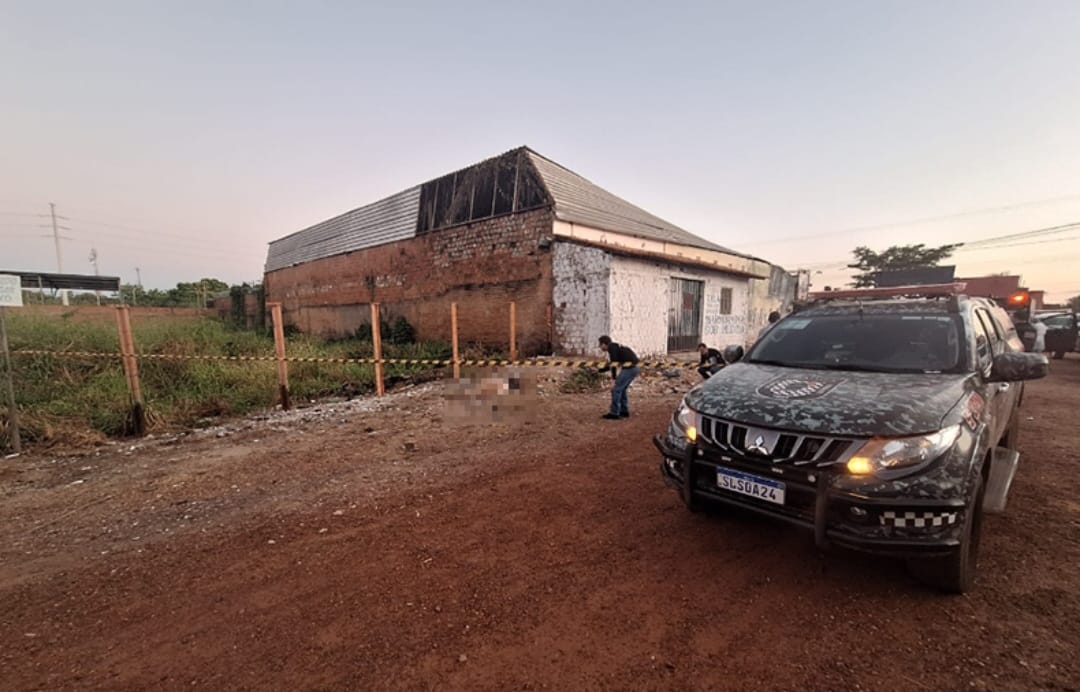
left=654, top=284, right=1049, bottom=593
left=1014, top=311, right=1079, bottom=359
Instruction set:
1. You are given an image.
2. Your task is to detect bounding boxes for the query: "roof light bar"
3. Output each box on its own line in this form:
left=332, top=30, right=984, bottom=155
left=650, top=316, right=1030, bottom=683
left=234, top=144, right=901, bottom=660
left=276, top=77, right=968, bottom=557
left=808, top=282, right=968, bottom=301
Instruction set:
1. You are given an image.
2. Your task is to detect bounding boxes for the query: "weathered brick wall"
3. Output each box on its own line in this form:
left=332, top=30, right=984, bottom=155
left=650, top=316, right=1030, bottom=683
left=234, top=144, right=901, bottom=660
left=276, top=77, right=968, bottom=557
left=264, top=208, right=556, bottom=354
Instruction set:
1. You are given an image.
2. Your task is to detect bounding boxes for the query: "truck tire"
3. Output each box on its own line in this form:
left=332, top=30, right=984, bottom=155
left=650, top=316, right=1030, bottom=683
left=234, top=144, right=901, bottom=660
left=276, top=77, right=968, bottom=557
left=907, top=472, right=986, bottom=594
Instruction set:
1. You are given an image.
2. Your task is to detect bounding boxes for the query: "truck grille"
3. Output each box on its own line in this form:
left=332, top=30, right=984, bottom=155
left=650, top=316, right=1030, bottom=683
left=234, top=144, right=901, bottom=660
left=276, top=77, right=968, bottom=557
left=698, top=417, right=860, bottom=467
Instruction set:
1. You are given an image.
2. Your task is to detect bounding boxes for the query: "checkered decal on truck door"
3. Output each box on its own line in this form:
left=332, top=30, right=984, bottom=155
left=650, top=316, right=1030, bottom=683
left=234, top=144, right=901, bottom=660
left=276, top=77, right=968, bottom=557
left=880, top=511, right=959, bottom=528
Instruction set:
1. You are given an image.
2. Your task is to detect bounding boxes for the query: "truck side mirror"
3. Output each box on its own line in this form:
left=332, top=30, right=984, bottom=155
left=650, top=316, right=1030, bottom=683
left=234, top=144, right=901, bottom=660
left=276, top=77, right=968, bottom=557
left=987, top=352, right=1048, bottom=383
left=722, top=345, right=745, bottom=364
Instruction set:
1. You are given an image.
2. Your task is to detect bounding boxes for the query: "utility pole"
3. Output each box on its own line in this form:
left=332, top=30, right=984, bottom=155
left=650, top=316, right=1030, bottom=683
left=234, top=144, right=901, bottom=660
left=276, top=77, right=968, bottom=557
left=49, top=203, right=69, bottom=306
left=133, top=267, right=142, bottom=306
left=89, top=248, right=101, bottom=305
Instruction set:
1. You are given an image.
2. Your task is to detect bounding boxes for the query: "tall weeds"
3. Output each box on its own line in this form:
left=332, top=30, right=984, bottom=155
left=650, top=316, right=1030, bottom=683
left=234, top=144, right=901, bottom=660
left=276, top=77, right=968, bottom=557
left=2, top=313, right=451, bottom=449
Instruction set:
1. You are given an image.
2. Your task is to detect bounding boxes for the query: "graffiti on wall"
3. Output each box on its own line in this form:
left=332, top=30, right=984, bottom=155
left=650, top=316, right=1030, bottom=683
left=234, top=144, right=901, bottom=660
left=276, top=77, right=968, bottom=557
left=703, top=292, right=747, bottom=337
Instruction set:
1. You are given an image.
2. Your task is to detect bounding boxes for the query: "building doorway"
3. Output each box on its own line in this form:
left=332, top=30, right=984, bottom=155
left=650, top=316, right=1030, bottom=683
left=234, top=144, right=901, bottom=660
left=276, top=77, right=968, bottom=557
left=668, top=278, right=703, bottom=352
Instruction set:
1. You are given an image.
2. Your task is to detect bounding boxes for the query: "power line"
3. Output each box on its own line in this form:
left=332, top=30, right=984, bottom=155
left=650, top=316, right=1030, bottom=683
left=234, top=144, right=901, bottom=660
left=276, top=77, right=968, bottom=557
left=5, top=207, right=258, bottom=253
left=785, top=221, right=1080, bottom=270
left=959, top=221, right=1080, bottom=248
left=955, top=236, right=1080, bottom=252
left=738, top=194, right=1080, bottom=248
left=61, top=225, right=260, bottom=258
left=59, top=204, right=217, bottom=234
left=3, top=229, right=236, bottom=263
left=959, top=253, right=1080, bottom=266
left=63, top=214, right=257, bottom=251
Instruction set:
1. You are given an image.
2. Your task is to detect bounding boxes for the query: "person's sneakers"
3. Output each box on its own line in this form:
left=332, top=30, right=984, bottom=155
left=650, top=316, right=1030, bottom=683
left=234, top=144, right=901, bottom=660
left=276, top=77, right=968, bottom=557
left=619, top=413, right=630, bottom=418
left=601, top=413, right=621, bottom=420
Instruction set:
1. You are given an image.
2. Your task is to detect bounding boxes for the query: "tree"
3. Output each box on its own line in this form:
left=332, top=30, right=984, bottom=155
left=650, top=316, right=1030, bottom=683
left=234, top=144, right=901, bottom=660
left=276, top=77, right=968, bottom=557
left=117, top=278, right=229, bottom=307
left=848, top=243, right=961, bottom=288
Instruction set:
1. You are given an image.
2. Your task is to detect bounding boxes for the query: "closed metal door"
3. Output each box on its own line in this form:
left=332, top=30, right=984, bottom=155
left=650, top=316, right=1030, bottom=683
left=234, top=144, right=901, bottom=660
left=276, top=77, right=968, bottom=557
left=668, top=278, right=703, bottom=352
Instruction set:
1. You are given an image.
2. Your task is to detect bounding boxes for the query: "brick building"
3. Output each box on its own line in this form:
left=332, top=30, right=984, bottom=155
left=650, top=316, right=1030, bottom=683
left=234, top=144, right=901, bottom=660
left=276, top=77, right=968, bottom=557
left=264, top=147, right=786, bottom=356
left=957, top=275, right=1044, bottom=310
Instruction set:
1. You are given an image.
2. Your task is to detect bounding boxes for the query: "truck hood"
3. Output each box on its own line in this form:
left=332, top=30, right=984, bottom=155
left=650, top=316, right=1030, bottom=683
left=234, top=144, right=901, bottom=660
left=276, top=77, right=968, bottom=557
left=684, top=363, right=972, bottom=438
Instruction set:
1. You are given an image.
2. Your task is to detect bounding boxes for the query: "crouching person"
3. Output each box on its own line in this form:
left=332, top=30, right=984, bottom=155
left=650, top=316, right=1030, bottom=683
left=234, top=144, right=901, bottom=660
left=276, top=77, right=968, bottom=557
left=598, top=335, right=639, bottom=419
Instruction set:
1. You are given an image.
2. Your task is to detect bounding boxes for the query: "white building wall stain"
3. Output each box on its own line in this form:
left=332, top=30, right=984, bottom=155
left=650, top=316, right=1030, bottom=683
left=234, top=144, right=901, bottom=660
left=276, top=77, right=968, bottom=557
left=552, top=243, right=611, bottom=355
left=608, top=255, right=753, bottom=356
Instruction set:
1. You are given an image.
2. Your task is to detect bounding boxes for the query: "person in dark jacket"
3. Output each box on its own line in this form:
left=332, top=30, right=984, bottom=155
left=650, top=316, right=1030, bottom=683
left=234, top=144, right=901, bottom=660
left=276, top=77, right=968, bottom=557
left=598, top=335, right=639, bottom=420
left=697, top=343, right=723, bottom=379
left=758, top=311, right=782, bottom=340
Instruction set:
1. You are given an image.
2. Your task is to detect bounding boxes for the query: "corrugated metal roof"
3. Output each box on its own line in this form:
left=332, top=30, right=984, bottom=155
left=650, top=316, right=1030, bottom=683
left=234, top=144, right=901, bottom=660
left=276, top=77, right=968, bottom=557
left=265, top=146, right=754, bottom=272
left=264, top=186, right=421, bottom=273
left=525, top=150, right=745, bottom=257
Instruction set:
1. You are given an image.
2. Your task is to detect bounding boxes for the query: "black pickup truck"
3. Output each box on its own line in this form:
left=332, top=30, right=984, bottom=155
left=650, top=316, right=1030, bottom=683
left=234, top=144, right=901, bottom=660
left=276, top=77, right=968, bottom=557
left=655, top=288, right=1048, bottom=592
left=1014, top=310, right=1079, bottom=359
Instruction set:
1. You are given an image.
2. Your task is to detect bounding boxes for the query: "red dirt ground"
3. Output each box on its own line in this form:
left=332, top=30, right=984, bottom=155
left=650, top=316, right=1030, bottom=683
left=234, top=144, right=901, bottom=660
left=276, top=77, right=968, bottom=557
left=1, top=362, right=1078, bottom=691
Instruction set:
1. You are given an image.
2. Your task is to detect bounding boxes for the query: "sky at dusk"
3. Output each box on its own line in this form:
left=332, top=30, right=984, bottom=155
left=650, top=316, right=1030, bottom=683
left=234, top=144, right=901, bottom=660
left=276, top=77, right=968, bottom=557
left=2, top=1, right=1079, bottom=301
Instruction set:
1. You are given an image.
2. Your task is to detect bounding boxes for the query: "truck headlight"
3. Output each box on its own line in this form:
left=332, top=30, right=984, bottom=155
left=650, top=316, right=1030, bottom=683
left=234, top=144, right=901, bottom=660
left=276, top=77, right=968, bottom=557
left=846, top=426, right=961, bottom=479
left=674, top=401, right=698, bottom=443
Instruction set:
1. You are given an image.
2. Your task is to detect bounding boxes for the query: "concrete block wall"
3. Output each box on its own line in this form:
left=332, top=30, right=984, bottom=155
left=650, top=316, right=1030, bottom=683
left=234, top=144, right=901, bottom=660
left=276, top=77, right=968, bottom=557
left=264, top=208, right=556, bottom=353
left=552, top=242, right=610, bottom=355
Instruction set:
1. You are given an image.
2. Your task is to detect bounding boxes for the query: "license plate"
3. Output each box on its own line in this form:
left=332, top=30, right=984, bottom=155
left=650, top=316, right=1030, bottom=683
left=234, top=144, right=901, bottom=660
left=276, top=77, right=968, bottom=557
left=716, top=467, right=785, bottom=505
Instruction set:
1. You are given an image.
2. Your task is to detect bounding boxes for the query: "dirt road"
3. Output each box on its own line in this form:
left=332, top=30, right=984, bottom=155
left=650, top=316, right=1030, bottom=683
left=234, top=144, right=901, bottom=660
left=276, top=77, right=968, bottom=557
left=1, top=363, right=1078, bottom=691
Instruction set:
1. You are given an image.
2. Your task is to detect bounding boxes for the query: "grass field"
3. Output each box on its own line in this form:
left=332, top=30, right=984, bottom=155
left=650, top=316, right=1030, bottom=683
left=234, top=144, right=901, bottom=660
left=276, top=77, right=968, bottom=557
left=2, top=312, right=452, bottom=449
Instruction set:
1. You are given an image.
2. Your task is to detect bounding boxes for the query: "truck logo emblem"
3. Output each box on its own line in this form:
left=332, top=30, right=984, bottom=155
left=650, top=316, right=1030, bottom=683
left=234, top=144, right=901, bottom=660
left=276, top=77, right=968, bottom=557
left=757, top=375, right=841, bottom=400
left=746, top=435, right=771, bottom=456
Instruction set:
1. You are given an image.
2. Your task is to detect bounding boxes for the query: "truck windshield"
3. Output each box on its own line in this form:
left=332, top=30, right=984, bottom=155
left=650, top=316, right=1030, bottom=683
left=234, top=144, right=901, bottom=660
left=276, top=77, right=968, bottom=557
left=748, top=313, right=963, bottom=374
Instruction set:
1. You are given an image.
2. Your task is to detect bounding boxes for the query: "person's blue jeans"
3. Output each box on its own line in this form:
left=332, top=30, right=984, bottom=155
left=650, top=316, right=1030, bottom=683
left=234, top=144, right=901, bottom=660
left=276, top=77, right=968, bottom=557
left=609, top=366, right=639, bottom=416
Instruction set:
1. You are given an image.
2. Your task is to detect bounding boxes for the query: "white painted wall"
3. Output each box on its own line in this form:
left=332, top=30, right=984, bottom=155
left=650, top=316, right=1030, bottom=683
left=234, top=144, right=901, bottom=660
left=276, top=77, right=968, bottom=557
left=607, top=257, right=670, bottom=356
left=552, top=242, right=611, bottom=355
left=608, top=254, right=752, bottom=356
left=552, top=219, right=770, bottom=280
left=553, top=243, right=756, bottom=356
left=748, top=266, right=798, bottom=339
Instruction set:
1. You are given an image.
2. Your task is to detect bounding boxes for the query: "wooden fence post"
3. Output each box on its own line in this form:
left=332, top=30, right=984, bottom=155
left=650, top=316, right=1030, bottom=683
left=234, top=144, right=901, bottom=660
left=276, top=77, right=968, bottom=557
left=509, top=301, right=517, bottom=361
left=268, top=302, right=291, bottom=411
left=0, top=307, right=20, bottom=453
left=371, top=303, right=385, bottom=396
left=451, top=302, right=460, bottom=381
left=114, top=306, right=146, bottom=436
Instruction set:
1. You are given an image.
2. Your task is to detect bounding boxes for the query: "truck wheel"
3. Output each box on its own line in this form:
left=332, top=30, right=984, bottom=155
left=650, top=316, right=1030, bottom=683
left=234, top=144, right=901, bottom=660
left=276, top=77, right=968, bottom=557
left=907, top=473, right=986, bottom=594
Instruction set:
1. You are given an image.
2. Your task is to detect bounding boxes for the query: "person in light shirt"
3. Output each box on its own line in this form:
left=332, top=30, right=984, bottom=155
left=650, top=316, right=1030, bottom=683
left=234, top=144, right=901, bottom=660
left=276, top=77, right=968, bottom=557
left=1031, top=317, right=1047, bottom=353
